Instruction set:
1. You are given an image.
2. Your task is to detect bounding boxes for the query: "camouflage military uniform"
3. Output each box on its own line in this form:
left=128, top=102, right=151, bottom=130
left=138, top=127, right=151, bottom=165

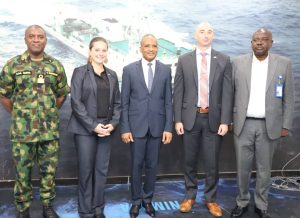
left=0, top=51, right=70, bottom=212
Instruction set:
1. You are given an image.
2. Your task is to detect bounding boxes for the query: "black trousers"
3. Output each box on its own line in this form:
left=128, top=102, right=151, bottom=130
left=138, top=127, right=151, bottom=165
left=183, top=113, right=221, bottom=202
left=74, top=134, right=111, bottom=217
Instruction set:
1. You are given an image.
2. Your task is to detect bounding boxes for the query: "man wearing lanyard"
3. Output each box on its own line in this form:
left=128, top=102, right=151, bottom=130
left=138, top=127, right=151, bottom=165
left=230, top=28, right=294, bottom=218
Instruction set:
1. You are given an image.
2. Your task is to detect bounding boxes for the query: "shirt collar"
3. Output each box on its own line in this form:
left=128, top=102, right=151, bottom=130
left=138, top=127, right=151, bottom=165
left=142, top=58, right=156, bottom=65
left=252, top=53, right=269, bottom=64
left=196, top=47, right=212, bottom=56
left=21, top=51, right=48, bottom=63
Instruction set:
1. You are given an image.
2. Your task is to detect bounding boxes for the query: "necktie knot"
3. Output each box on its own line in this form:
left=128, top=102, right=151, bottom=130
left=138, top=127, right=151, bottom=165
left=148, top=62, right=152, bottom=67
left=201, top=52, right=207, bottom=57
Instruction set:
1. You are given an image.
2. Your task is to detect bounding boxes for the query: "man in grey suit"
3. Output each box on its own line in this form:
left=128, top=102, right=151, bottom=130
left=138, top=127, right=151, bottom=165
left=120, top=34, right=173, bottom=218
left=231, top=28, right=294, bottom=218
left=173, top=22, right=232, bottom=217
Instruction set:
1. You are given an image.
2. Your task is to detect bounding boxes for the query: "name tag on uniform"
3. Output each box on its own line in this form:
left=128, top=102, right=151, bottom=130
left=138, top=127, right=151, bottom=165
left=276, top=75, right=283, bottom=98
left=16, top=71, right=32, bottom=76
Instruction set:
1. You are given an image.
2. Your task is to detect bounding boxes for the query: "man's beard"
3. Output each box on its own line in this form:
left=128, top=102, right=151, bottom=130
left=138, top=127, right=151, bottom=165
left=254, top=50, right=267, bottom=57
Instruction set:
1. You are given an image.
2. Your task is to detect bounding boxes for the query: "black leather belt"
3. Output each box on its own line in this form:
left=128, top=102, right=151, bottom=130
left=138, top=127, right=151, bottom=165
left=246, top=117, right=265, bottom=120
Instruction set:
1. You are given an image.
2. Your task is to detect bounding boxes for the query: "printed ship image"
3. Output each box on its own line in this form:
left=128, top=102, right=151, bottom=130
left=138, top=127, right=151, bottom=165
left=43, top=13, right=192, bottom=79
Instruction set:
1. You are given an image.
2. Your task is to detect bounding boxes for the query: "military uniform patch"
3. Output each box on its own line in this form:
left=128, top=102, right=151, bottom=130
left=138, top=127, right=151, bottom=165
left=15, top=71, right=32, bottom=76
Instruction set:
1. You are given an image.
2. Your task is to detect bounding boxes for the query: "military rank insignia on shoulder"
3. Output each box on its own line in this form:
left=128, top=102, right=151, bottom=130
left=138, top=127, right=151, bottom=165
left=46, top=71, right=58, bottom=77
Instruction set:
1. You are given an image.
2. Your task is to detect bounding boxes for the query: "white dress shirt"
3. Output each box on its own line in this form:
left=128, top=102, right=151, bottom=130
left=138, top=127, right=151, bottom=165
left=246, top=54, right=269, bottom=118
left=141, top=58, right=156, bottom=88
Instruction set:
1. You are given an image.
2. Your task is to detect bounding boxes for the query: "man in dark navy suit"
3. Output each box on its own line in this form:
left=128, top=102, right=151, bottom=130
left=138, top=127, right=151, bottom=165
left=120, top=34, right=173, bottom=218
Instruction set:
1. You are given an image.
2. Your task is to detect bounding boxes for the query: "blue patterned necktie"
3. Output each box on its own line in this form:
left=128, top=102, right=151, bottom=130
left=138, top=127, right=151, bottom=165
left=148, top=62, right=153, bottom=92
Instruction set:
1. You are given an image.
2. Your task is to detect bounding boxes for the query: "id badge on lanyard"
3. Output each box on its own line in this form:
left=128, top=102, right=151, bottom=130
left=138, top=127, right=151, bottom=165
left=275, top=75, right=283, bottom=98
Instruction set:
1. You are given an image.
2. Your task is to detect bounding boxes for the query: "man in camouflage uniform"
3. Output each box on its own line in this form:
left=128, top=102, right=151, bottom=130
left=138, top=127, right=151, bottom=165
left=0, top=25, right=70, bottom=218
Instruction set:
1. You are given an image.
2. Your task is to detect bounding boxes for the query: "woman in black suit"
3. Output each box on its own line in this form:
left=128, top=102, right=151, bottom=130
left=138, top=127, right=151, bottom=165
left=67, top=37, right=121, bottom=218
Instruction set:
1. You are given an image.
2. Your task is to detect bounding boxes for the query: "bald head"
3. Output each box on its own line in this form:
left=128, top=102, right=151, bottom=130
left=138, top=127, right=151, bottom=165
left=196, top=21, right=214, bottom=33
left=194, top=21, right=214, bottom=49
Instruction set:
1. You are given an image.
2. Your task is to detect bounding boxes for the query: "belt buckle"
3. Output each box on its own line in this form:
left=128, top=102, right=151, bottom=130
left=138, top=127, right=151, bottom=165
left=197, top=107, right=209, bottom=114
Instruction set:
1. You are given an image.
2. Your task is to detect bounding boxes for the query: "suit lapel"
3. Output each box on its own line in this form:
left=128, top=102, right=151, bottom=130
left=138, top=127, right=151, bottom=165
left=135, top=60, right=148, bottom=91
left=244, top=54, right=252, bottom=93
left=106, top=67, right=114, bottom=103
left=190, top=51, right=198, bottom=88
left=266, top=53, right=277, bottom=92
left=87, top=64, right=97, bottom=98
left=209, top=49, right=218, bottom=91
left=151, top=60, right=160, bottom=93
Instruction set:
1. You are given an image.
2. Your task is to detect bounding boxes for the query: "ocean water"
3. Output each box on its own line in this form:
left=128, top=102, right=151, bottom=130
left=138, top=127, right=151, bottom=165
left=0, top=0, right=300, bottom=80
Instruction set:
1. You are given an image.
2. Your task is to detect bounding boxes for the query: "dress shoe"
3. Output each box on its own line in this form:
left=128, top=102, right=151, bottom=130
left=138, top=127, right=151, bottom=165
left=43, top=205, right=59, bottom=218
left=142, top=202, right=155, bottom=217
left=206, top=202, right=222, bottom=217
left=17, top=208, right=30, bottom=218
left=129, top=204, right=141, bottom=218
left=254, top=206, right=271, bottom=218
left=231, top=205, right=248, bottom=217
left=180, top=199, right=195, bottom=213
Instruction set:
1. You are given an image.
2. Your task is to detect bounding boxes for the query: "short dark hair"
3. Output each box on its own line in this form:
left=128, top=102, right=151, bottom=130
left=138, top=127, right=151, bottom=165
left=253, top=28, right=273, bottom=39
left=25, top=25, right=46, bottom=37
left=140, top=34, right=156, bottom=46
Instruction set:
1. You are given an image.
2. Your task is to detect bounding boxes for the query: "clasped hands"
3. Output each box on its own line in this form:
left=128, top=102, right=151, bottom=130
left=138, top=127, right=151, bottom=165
left=94, top=123, right=114, bottom=137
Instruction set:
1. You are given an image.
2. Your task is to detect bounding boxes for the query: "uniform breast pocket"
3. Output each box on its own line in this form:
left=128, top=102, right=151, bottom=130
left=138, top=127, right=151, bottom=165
left=15, top=74, right=33, bottom=90
left=44, top=75, right=57, bottom=95
left=45, top=74, right=57, bottom=85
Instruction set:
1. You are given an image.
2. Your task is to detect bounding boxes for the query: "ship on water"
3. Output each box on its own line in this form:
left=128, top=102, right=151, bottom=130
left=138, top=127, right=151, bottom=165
left=43, top=12, right=192, bottom=79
